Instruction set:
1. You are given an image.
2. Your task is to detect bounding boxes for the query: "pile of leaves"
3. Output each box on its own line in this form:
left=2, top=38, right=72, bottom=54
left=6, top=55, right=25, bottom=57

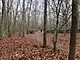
left=0, top=36, right=67, bottom=60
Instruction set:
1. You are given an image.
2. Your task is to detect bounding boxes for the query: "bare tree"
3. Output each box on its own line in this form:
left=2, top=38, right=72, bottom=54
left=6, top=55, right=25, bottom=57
left=43, top=0, right=47, bottom=47
left=13, top=0, right=20, bottom=34
left=52, top=0, right=63, bottom=51
left=7, top=0, right=13, bottom=37
left=22, top=0, right=25, bottom=37
left=27, top=0, right=32, bottom=34
left=68, top=0, right=79, bottom=60
left=0, top=0, right=6, bottom=38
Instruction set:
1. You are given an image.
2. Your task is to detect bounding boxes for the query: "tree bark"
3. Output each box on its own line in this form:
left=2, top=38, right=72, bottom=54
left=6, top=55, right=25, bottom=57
left=0, top=0, right=5, bottom=38
left=13, top=0, right=20, bottom=34
left=22, top=0, right=25, bottom=37
left=43, top=0, right=47, bottom=47
left=68, top=0, right=78, bottom=60
left=27, top=0, right=32, bottom=34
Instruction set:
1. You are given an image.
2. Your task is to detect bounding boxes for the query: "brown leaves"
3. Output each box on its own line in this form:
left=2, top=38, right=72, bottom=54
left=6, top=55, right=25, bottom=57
left=0, top=35, right=67, bottom=60
left=0, top=33, right=80, bottom=60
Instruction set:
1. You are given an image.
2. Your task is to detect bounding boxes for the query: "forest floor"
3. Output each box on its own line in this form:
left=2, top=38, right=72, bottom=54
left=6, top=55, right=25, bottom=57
left=0, top=31, right=80, bottom=60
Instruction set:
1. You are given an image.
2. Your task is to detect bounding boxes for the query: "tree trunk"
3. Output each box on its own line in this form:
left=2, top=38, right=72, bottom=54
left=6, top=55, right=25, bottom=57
left=22, top=0, right=25, bottom=37
left=52, top=0, right=63, bottom=51
left=13, top=0, right=20, bottom=34
left=43, top=0, right=47, bottom=47
left=68, top=0, right=78, bottom=60
left=27, top=0, right=32, bottom=34
left=0, top=0, right=5, bottom=38
left=7, top=0, right=11, bottom=37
